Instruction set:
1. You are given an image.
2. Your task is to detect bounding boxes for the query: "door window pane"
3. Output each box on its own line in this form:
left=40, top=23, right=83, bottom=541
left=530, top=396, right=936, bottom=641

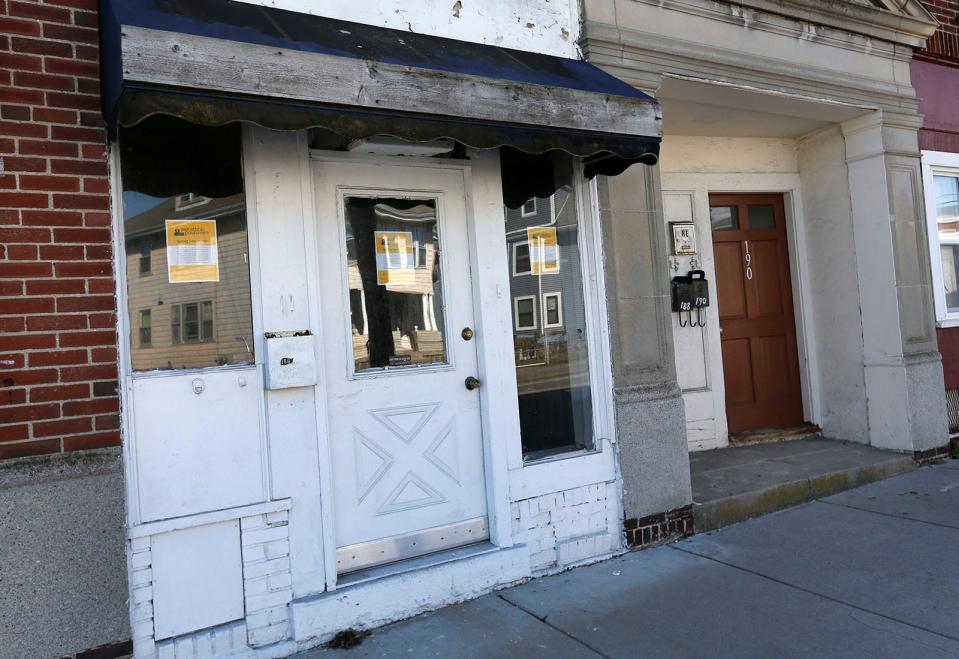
left=120, top=119, right=254, bottom=371
left=504, top=160, right=593, bottom=460
left=343, top=196, right=447, bottom=373
left=935, top=175, right=959, bottom=313
left=747, top=204, right=776, bottom=230
left=710, top=206, right=739, bottom=231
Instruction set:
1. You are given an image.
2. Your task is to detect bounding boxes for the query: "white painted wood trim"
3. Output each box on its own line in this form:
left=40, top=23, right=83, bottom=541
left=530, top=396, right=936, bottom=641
left=119, top=26, right=659, bottom=138
left=921, top=150, right=959, bottom=327
left=542, top=291, right=564, bottom=329
left=128, top=498, right=292, bottom=539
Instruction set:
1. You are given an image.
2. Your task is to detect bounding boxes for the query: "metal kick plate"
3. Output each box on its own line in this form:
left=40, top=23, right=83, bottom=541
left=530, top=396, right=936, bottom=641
left=336, top=516, right=489, bottom=574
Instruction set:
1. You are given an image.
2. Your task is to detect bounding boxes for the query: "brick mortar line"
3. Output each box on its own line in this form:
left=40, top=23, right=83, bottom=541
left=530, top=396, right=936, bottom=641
left=495, top=592, right=614, bottom=659
left=668, top=544, right=959, bottom=645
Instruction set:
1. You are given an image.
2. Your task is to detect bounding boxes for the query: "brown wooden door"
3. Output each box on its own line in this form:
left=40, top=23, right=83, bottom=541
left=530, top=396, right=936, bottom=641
left=710, top=193, right=804, bottom=433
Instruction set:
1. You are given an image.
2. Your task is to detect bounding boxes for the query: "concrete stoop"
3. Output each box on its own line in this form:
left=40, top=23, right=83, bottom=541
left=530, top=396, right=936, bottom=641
left=691, top=439, right=917, bottom=533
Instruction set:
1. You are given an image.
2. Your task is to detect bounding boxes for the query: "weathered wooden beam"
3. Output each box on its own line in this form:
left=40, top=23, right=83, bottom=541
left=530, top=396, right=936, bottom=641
left=119, top=26, right=661, bottom=138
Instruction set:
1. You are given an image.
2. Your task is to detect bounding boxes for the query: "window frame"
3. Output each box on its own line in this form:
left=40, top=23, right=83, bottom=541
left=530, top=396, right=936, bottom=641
left=921, top=150, right=959, bottom=328
left=171, top=301, right=215, bottom=344
left=138, top=238, right=152, bottom=276
left=542, top=291, right=563, bottom=328
left=512, top=240, right=532, bottom=276
left=138, top=309, right=152, bottom=346
left=520, top=198, right=537, bottom=217
left=513, top=294, right=537, bottom=331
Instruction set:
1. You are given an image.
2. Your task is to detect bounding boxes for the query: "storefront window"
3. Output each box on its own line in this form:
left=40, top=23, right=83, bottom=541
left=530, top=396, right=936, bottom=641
left=120, top=119, right=254, bottom=372
left=504, top=160, right=594, bottom=460
left=935, top=174, right=959, bottom=314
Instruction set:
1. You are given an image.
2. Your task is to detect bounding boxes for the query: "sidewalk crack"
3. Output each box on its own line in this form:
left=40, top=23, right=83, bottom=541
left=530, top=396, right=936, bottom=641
left=669, top=545, right=959, bottom=644
left=496, top=593, right=613, bottom=659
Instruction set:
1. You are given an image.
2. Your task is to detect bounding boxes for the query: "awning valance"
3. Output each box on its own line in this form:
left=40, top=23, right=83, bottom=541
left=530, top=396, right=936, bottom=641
left=99, top=0, right=661, bottom=179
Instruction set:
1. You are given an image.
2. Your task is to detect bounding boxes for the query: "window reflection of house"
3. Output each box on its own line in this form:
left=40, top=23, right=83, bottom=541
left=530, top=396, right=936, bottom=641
left=345, top=199, right=446, bottom=372
left=505, top=186, right=592, bottom=458
left=124, top=193, right=254, bottom=371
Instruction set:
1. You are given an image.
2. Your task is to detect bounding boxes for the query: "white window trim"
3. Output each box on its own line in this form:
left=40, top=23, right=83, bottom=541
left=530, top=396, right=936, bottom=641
left=542, top=291, right=563, bottom=328
left=512, top=240, right=532, bottom=276
left=513, top=295, right=537, bottom=331
left=520, top=198, right=537, bottom=217
left=921, top=150, right=959, bottom=328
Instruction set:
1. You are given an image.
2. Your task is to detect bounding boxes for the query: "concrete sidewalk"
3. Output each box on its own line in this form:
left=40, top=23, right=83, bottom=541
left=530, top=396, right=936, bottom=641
left=298, top=461, right=959, bottom=658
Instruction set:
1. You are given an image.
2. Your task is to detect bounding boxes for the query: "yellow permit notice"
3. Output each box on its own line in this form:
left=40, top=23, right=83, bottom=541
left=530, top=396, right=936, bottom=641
left=165, top=220, right=219, bottom=283
left=375, top=230, right=415, bottom=285
left=526, top=226, right=559, bottom=274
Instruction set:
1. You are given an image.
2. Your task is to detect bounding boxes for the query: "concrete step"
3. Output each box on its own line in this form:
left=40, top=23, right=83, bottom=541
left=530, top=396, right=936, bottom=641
left=691, top=440, right=917, bottom=533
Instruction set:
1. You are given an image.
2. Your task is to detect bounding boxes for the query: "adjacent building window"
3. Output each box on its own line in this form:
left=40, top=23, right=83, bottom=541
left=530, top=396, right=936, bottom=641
left=513, top=241, right=532, bottom=275
left=171, top=301, right=215, bottom=344
left=922, top=152, right=959, bottom=326
left=120, top=118, right=254, bottom=371
left=543, top=293, right=563, bottom=328
left=514, top=296, right=537, bottom=330
left=504, top=157, right=594, bottom=461
left=138, top=238, right=152, bottom=275
left=139, top=309, right=152, bottom=346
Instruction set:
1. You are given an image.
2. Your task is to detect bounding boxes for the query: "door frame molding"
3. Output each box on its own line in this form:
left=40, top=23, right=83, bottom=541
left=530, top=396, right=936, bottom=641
left=306, top=149, right=514, bottom=590
left=662, top=172, right=822, bottom=437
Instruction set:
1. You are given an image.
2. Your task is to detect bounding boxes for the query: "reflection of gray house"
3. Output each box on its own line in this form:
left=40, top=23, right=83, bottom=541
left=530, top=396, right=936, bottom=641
left=505, top=187, right=592, bottom=458
left=505, top=187, right=587, bottom=353
left=124, top=193, right=254, bottom=371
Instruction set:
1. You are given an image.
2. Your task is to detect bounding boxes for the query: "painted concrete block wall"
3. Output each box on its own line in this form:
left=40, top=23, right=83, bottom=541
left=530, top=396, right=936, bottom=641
left=510, top=482, right=621, bottom=573
left=233, top=0, right=580, bottom=58
left=796, top=126, right=870, bottom=443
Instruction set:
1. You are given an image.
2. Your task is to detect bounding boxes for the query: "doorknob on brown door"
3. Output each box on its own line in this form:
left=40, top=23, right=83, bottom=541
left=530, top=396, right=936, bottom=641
left=465, top=376, right=481, bottom=391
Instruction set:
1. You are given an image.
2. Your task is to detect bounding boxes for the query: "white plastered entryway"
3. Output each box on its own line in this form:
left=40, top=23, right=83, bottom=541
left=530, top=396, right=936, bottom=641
left=656, top=77, right=874, bottom=451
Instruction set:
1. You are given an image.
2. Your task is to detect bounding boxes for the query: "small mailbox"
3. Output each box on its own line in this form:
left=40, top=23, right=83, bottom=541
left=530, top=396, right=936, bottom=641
left=671, top=270, right=709, bottom=328
left=264, top=330, right=317, bottom=390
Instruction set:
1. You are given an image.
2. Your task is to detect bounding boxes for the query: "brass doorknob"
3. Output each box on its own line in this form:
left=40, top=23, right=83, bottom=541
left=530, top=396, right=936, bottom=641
left=465, top=376, right=481, bottom=391
left=461, top=327, right=474, bottom=341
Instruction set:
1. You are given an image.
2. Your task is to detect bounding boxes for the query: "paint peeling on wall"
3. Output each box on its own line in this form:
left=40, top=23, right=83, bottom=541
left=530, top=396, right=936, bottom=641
left=232, top=0, right=580, bottom=58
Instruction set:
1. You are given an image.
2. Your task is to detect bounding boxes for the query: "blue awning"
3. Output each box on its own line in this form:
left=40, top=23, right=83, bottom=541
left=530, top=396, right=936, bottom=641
left=98, top=0, right=661, bottom=179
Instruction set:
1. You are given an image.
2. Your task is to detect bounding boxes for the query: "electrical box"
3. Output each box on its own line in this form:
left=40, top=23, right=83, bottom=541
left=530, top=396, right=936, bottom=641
left=264, top=331, right=317, bottom=390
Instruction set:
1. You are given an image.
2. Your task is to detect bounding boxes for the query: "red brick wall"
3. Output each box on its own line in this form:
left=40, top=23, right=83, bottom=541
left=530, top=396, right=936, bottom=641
left=919, top=0, right=959, bottom=63
left=0, top=0, right=121, bottom=460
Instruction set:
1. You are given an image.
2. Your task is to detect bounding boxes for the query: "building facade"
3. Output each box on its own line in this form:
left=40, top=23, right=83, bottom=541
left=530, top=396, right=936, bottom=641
left=0, top=1, right=951, bottom=657
left=914, top=0, right=959, bottom=441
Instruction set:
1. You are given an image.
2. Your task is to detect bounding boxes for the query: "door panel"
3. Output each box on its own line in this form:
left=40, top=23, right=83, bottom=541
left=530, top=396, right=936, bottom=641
left=710, top=193, right=804, bottom=433
left=313, top=160, right=488, bottom=574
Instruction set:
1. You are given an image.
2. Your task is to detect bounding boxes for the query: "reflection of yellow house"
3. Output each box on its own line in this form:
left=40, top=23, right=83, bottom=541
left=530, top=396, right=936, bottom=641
left=346, top=201, right=444, bottom=368
left=125, top=193, right=254, bottom=371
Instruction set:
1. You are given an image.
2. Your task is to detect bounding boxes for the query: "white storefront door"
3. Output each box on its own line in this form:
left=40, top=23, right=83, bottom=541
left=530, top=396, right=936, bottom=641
left=313, top=158, right=489, bottom=574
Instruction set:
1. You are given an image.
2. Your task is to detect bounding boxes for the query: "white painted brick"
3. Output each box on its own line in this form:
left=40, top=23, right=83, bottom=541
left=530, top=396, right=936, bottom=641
left=131, top=584, right=153, bottom=604
left=242, top=556, right=291, bottom=579
left=132, top=636, right=156, bottom=659
left=193, top=631, right=216, bottom=658
left=529, top=548, right=556, bottom=570
left=156, top=640, right=176, bottom=659
left=264, top=539, right=290, bottom=560
left=246, top=589, right=292, bottom=612
left=265, top=511, right=289, bottom=525
left=248, top=621, right=288, bottom=647
left=268, top=572, right=292, bottom=591
left=244, top=575, right=270, bottom=596
left=132, top=601, right=154, bottom=623
left=241, top=514, right=268, bottom=531
left=131, top=551, right=152, bottom=570
left=130, top=567, right=152, bottom=588
left=242, top=524, right=289, bottom=547
left=173, top=635, right=195, bottom=659
left=130, top=537, right=151, bottom=552
left=231, top=622, right=247, bottom=647
left=213, top=625, right=236, bottom=653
